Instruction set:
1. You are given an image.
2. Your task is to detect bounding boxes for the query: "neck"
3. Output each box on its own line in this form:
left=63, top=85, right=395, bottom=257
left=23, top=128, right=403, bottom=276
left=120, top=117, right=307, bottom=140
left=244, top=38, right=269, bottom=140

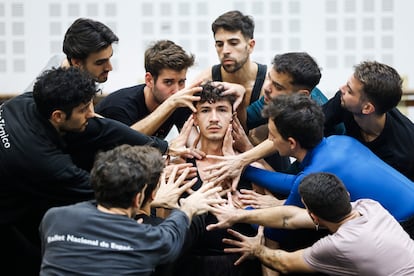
left=221, top=60, right=256, bottom=84
left=354, top=113, right=386, bottom=142
left=326, top=210, right=361, bottom=233
left=97, top=204, right=132, bottom=218
left=293, top=147, right=308, bottom=163
left=199, top=138, right=223, bottom=155
left=143, top=86, right=159, bottom=112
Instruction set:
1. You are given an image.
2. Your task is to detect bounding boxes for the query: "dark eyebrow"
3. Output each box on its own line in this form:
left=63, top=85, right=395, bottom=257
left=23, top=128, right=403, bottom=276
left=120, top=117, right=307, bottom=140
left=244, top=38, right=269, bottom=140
left=346, top=82, right=353, bottom=93
left=268, top=72, right=285, bottom=89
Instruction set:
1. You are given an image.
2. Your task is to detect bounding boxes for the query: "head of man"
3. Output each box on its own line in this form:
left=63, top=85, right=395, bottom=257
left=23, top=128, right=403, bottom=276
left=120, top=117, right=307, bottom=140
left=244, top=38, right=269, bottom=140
left=144, top=40, right=195, bottom=105
left=212, top=10, right=255, bottom=73
left=340, top=61, right=403, bottom=115
left=299, top=172, right=352, bottom=226
left=33, top=67, right=98, bottom=134
left=262, top=94, right=324, bottom=156
left=263, top=52, right=321, bottom=103
left=91, top=145, right=164, bottom=216
left=193, top=82, right=236, bottom=142
left=63, top=18, right=119, bottom=83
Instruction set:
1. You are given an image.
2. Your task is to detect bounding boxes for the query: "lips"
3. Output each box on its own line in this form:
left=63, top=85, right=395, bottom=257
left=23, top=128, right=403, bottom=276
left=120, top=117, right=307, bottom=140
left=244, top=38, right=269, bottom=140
left=207, top=126, right=222, bottom=131
left=223, top=59, right=234, bottom=64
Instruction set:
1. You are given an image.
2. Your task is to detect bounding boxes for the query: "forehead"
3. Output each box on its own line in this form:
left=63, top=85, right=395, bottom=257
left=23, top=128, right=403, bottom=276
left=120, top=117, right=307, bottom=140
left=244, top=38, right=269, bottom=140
left=72, top=100, right=92, bottom=112
left=268, top=119, right=278, bottom=133
left=86, top=45, right=113, bottom=62
left=157, top=68, right=187, bottom=79
left=197, top=99, right=232, bottom=109
left=348, top=74, right=364, bottom=91
left=214, top=29, right=245, bottom=41
left=269, top=68, right=294, bottom=85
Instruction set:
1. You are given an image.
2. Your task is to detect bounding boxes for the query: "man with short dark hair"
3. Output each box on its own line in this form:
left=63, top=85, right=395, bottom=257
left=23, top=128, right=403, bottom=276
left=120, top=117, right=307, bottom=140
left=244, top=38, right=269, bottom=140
left=323, top=61, right=414, bottom=181
left=208, top=172, right=414, bottom=275
left=25, top=17, right=119, bottom=91
left=96, top=40, right=201, bottom=138
left=39, top=144, right=224, bottom=275
left=0, top=67, right=196, bottom=275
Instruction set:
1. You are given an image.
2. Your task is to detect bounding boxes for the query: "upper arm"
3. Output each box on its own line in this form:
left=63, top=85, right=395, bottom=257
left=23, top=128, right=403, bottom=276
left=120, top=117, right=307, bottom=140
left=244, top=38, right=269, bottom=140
left=193, top=68, right=212, bottom=82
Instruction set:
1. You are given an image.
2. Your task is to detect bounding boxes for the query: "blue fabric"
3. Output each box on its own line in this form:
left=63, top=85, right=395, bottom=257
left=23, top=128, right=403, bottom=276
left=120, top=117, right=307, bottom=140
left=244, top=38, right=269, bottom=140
left=242, top=135, right=414, bottom=240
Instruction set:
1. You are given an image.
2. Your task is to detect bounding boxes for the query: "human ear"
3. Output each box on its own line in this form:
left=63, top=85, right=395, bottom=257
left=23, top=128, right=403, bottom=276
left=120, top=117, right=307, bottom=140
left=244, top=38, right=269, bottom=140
left=362, top=102, right=375, bottom=115
left=144, top=72, right=154, bottom=88
left=50, top=110, right=66, bottom=123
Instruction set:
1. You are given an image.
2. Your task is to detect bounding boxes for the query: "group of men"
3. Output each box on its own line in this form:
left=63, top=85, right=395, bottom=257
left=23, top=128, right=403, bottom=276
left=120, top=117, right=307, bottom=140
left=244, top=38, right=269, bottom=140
left=1, top=9, right=414, bottom=276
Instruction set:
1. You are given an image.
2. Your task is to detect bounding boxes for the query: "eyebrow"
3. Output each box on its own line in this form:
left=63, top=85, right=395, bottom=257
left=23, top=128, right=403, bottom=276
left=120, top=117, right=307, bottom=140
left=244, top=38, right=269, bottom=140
left=268, top=72, right=285, bottom=89
left=346, top=82, right=353, bottom=93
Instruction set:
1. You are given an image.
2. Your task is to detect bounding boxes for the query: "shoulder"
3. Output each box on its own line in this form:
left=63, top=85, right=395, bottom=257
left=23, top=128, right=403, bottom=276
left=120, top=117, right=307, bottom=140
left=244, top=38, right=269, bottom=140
left=194, top=67, right=213, bottom=82
left=100, top=84, right=143, bottom=103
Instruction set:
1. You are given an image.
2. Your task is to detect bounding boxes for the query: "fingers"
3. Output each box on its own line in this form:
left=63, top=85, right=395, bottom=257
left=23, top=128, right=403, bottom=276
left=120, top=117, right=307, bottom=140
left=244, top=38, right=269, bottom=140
left=226, top=228, right=246, bottom=240
left=192, top=130, right=201, bottom=149
left=167, top=165, right=180, bottom=186
left=174, top=167, right=191, bottom=186
left=180, top=177, right=198, bottom=192
left=231, top=175, right=240, bottom=192
left=234, top=254, right=249, bottom=266
left=227, top=191, right=233, bottom=207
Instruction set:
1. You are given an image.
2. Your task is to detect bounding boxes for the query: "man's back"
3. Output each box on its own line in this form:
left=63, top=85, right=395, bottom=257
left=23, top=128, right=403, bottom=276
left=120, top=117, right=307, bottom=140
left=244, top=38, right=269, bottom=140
left=40, top=201, right=190, bottom=275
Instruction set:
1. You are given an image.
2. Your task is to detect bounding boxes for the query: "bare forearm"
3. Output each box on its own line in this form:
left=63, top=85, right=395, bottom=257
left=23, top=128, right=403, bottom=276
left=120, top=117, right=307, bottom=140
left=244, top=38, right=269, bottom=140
left=238, top=206, right=311, bottom=229
left=239, top=139, right=277, bottom=166
left=255, top=247, right=314, bottom=274
left=255, top=247, right=291, bottom=273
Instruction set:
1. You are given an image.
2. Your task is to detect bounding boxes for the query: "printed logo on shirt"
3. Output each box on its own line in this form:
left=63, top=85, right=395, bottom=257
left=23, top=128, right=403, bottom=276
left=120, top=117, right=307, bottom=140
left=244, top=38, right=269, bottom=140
left=0, top=105, right=11, bottom=149
left=47, top=234, right=133, bottom=251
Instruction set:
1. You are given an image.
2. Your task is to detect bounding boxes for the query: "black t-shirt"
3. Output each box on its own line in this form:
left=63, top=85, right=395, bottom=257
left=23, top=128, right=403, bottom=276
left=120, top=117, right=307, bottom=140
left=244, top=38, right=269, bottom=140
left=96, top=84, right=192, bottom=139
left=323, top=91, right=414, bottom=181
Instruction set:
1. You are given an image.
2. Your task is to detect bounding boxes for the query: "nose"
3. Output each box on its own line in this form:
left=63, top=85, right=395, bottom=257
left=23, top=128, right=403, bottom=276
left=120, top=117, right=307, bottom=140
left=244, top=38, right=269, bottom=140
left=222, top=43, right=231, bottom=54
left=209, top=110, right=219, bottom=122
left=339, top=84, right=346, bottom=94
left=171, top=83, right=180, bottom=94
left=86, top=103, right=95, bottom=118
left=105, top=60, right=113, bottom=72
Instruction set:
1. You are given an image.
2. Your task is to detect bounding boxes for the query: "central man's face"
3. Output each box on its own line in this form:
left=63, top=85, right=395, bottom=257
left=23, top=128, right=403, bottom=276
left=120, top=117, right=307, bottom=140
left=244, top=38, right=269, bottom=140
left=194, top=100, right=233, bottom=141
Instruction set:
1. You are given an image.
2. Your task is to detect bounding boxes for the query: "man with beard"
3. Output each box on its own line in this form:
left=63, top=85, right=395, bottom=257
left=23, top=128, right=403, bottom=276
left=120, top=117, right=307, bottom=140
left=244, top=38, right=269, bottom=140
left=25, top=17, right=119, bottom=91
left=196, top=10, right=292, bottom=174
left=196, top=10, right=265, bottom=131
left=95, top=40, right=202, bottom=139
left=323, top=61, right=414, bottom=181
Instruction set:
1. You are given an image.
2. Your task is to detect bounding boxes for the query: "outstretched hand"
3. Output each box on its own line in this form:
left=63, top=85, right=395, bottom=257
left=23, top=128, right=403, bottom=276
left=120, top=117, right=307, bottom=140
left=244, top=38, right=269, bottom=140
left=179, top=182, right=226, bottom=217
left=151, top=165, right=198, bottom=209
left=166, top=80, right=203, bottom=112
left=212, top=81, right=246, bottom=111
left=207, top=191, right=240, bottom=231
left=168, top=116, right=205, bottom=160
left=202, top=155, right=244, bottom=191
left=231, top=114, right=254, bottom=153
left=238, top=189, right=285, bottom=209
left=223, top=225, right=265, bottom=266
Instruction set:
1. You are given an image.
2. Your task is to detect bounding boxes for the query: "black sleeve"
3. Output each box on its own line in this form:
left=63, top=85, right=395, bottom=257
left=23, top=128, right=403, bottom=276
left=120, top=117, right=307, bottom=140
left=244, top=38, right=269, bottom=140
left=64, top=117, right=168, bottom=171
left=322, top=91, right=346, bottom=136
